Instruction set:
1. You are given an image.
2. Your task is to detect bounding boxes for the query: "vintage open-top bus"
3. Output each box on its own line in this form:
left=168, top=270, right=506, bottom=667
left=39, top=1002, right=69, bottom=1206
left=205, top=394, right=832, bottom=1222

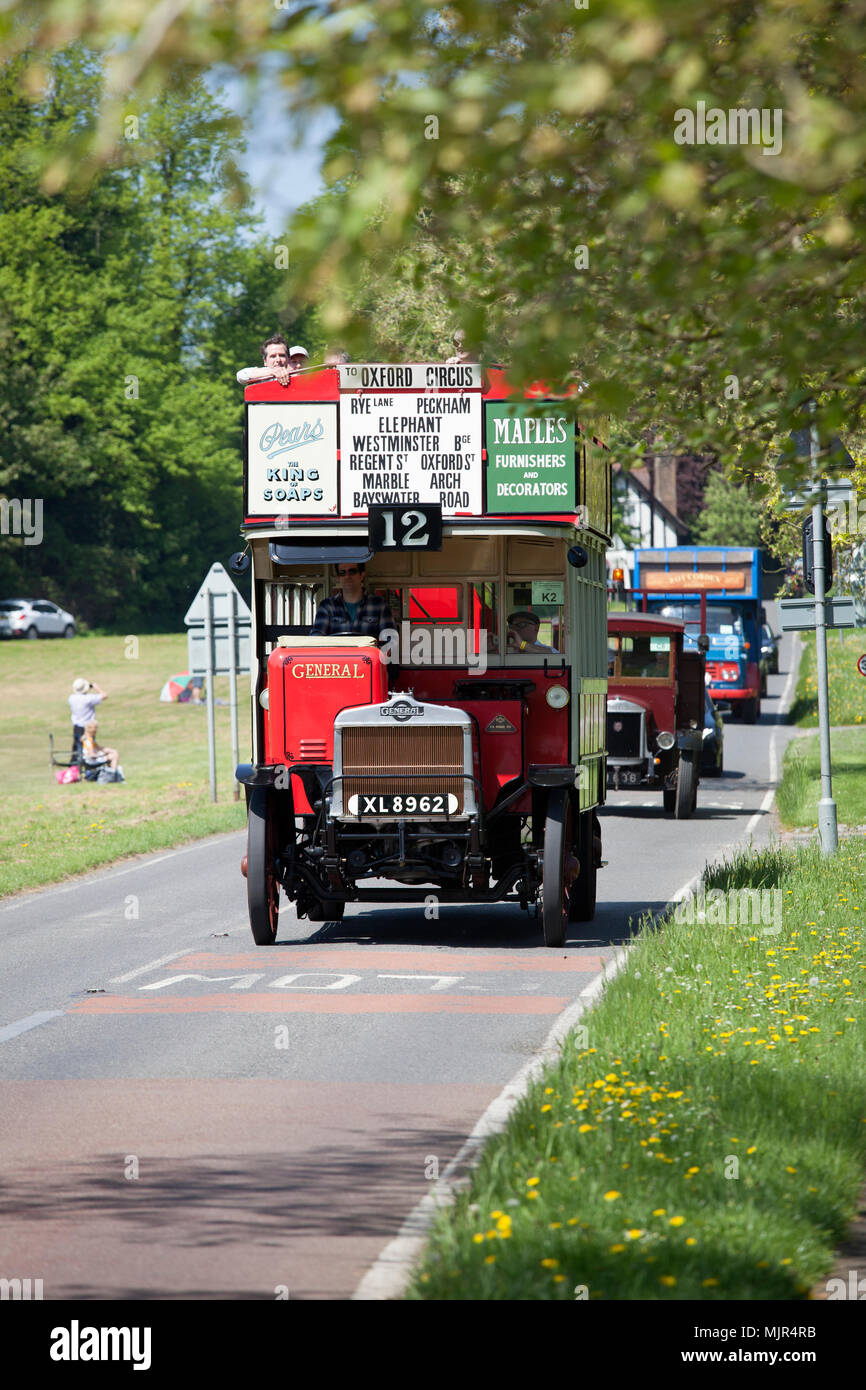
left=235, top=362, right=611, bottom=947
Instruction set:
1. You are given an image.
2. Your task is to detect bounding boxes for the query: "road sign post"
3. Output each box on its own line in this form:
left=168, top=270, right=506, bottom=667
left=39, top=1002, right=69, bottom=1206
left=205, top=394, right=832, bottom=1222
left=184, top=563, right=252, bottom=804
left=204, top=589, right=217, bottom=803
left=810, top=465, right=837, bottom=855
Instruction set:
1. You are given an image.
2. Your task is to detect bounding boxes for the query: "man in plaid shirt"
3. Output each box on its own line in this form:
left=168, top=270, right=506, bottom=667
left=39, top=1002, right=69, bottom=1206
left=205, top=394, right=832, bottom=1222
left=310, top=562, right=396, bottom=639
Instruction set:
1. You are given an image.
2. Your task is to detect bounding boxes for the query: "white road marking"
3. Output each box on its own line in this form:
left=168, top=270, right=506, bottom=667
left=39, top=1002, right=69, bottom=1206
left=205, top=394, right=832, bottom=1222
left=744, top=635, right=800, bottom=837
left=0, top=1011, right=64, bottom=1043
left=109, top=949, right=190, bottom=984
left=352, top=870, right=698, bottom=1301
left=140, top=972, right=266, bottom=992
left=377, top=974, right=463, bottom=991
left=0, top=831, right=244, bottom=913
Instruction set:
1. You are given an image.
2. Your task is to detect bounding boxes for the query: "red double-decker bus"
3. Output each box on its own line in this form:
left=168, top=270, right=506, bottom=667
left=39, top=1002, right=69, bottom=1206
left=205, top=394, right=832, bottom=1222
left=235, top=362, right=611, bottom=947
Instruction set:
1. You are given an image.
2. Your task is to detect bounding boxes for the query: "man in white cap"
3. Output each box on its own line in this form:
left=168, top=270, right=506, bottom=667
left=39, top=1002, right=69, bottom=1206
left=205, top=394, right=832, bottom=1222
left=236, top=336, right=310, bottom=385
left=69, top=678, right=107, bottom=758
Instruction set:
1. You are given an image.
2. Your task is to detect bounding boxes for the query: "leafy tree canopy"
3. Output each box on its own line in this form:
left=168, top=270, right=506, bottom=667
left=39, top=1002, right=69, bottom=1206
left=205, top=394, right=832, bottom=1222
left=2, top=1, right=866, bottom=485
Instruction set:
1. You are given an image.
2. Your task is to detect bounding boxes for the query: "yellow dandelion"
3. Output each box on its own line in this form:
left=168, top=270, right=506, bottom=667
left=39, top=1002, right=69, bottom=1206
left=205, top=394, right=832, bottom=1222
left=603, top=1191, right=621, bottom=1201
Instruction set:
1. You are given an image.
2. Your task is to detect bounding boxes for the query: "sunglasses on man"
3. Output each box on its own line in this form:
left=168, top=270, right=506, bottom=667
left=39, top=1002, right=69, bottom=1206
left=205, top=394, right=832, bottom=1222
left=336, top=567, right=360, bottom=577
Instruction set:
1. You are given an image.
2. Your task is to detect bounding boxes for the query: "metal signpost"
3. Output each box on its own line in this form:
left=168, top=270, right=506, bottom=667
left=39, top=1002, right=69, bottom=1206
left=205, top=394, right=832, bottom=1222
left=184, top=563, right=252, bottom=802
left=782, top=441, right=857, bottom=855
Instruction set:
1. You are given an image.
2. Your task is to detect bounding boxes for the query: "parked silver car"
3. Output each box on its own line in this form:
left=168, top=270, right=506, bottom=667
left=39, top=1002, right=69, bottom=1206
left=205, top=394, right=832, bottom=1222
left=0, top=598, right=76, bottom=639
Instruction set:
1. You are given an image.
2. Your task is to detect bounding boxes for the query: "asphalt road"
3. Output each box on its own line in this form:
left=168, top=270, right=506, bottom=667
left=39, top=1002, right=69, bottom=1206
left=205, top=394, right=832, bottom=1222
left=0, top=633, right=801, bottom=1299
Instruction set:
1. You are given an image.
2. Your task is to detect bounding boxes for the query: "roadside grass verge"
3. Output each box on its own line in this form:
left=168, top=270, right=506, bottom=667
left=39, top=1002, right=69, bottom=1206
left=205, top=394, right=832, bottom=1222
left=1, top=634, right=249, bottom=897
left=788, top=630, right=866, bottom=727
left=777, top=729, right=866, bottom=829
left=408, top=839, right=866, bottom=1300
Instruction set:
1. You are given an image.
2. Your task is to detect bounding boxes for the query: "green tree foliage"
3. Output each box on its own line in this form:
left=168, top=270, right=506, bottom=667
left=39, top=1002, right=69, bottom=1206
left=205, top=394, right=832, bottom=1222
left=2, top=2, right=865, bottom=480
left=0, top=50, right=305, bottom=627
left=691, top=468, right=762, bottom=547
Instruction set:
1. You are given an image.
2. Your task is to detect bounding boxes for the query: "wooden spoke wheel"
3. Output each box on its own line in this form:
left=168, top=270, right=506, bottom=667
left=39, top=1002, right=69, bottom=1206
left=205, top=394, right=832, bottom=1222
left=541, top=788, right=579, bottom=948
left=247, top=787, right=281, bottom=945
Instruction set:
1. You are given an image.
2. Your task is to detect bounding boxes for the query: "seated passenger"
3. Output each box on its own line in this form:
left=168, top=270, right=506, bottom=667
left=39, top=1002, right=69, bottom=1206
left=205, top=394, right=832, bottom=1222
left=81, top=720, right=125, bottom=782
left=310, top=562, right=395, bottom=640
left=506, top=610, right=556, bottom=654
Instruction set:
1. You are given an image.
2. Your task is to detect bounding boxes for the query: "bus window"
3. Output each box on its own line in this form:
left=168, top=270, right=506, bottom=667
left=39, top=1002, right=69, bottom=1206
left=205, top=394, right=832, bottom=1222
left=615, top=635, right=672, bottom=680
left=505, top=583, right=561, bottom=654
left=470, top=581, right=498, bottom=655
left=408, top=586, right=461, bottom=623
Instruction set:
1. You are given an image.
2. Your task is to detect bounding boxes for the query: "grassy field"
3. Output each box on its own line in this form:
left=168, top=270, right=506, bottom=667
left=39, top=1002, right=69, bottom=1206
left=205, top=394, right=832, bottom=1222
left=777, top=728, right=866, bottom=829
left=1, top=634, right=250, bottom=897
left=409, top=839, right=866, bottom=1300
left=788, top=629, right=866, bottom=727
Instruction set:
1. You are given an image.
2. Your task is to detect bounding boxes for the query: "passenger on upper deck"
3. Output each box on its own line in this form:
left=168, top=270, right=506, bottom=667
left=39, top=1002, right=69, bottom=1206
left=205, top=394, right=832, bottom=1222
left=310, top=562, right=396, bottom=641
left=445, top=329, right=479, bottom=365
left=236, top=337, right=309, bottom=385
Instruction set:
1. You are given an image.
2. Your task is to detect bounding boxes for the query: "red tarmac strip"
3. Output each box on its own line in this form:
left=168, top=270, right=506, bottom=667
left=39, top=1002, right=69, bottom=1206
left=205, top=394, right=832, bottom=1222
left=68, top=993, right=568, bottom=1015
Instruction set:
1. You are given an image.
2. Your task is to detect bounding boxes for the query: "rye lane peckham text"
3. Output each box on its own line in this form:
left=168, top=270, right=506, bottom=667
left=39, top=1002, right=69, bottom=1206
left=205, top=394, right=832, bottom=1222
left=339, top=392, right=482, bottom=515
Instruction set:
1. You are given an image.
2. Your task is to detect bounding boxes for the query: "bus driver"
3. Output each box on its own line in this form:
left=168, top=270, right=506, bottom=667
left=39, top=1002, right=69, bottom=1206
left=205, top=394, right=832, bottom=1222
left=310, top=562, right=396, bottom=640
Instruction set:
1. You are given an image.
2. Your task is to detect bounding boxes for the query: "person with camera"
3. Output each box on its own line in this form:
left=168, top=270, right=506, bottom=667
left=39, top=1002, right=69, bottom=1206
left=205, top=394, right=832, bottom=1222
left=68, top=678, right=107, bottom=759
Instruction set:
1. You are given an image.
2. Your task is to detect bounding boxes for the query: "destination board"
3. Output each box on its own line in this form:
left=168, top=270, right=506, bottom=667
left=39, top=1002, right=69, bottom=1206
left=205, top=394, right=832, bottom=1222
left=243, top=364, right=602, bottom=524
left=337, top=363, right=482, bottom=516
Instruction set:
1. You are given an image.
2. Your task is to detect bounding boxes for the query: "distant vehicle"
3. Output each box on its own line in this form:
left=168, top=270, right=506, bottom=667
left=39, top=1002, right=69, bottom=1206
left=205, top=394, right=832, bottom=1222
left=606, top=611, right=705, bottom=817
left=634, top=547, right=764, bottom=723
left=761, top=623, right=780, bottom=676
left=701, top=692, right=724, bottom=777
left=0, top=598, right=76, bottom=639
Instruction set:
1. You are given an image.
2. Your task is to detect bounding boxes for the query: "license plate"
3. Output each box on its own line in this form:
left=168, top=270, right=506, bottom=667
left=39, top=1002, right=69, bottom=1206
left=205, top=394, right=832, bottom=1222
left=347, top=792, right=459, bottom=815
left=618, top=770, right=641, bottom=786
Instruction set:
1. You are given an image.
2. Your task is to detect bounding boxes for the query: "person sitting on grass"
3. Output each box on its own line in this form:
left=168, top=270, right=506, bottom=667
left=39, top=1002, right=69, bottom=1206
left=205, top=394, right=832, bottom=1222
left=81, top=721, right=124, bottom=782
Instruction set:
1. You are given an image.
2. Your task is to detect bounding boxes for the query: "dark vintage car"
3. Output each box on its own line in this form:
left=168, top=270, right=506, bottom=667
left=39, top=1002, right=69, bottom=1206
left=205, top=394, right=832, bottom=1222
left=701, top=691, right=724, bottom=777
left=761, top=623, right=780, bottom=676
left=607, top=611, right=706, bottom=817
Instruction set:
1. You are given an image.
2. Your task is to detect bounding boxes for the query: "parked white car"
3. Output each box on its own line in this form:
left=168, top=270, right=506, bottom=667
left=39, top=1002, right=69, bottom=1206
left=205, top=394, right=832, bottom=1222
left=0, top=598, right=76, bottom=639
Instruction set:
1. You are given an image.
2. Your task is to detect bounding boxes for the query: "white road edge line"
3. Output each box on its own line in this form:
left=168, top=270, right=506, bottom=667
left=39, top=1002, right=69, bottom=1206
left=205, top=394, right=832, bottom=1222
left=744, top=635, right=800, bottom=838
left=352, top=873, right=700, bottom=1302
left=0, top=830, right=245, bottom=913
left=0, top=1011, right=65, bottom=1044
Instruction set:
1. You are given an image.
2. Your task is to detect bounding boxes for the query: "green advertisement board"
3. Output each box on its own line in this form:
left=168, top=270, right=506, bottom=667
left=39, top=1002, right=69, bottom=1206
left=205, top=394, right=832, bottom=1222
left=485, top=403, right=576, bottom=514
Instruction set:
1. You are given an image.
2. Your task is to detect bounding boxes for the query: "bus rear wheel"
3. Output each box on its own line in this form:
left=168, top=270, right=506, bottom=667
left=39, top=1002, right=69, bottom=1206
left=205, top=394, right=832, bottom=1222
left=568, top=810, right=597, bottom=922
left=542, top=788, right=578, bottom=947
left=247, top=787, right=281, bottom=945
left=675, top=754, right=697, bottom=819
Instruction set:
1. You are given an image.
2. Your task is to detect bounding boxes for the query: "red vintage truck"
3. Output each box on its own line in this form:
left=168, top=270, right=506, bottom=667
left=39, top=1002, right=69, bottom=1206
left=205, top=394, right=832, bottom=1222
left=606, top=610, right=706, bottom=817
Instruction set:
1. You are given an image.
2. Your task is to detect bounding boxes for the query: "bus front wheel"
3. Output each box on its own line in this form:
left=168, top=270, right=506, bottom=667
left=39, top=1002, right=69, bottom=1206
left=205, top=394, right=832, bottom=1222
left=247, top=787, right=281, bottom=945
